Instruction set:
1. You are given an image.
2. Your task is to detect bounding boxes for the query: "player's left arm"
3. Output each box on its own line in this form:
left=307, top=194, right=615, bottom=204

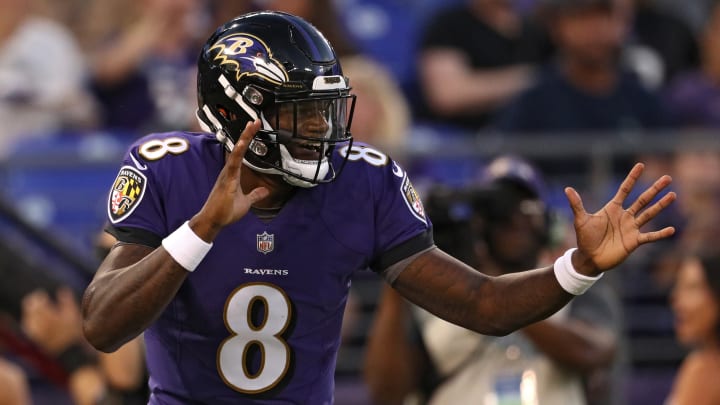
left=394, top=248, right=565, bottom=336
left=393, top=163, right=676, bottom=336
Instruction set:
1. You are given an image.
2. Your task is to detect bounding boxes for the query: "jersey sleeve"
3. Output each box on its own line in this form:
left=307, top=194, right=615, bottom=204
left=105, top=135, right=170, bottom=247
left=361, top=146, right=434, bottom=273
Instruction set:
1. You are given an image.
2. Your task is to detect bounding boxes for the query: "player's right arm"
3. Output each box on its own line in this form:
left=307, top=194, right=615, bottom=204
left=82, top=242, right=186, bottom=352
left=82, top=121, right=268, bottom=352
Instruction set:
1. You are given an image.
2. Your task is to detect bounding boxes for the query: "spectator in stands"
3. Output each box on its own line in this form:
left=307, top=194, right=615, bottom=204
left=364, top=156, right=623, bottom=405
left=496, top=0, right=673, bottom=133
left=20, top=287, right=107, bottom=405
left=341, top=56, right=410, bottom=159
left=666, top=248, right=720, bottom=404
left=0, top=0, right=97, bottom=155
left=0, top=234, right=149, bottom=404
left=493, top=0, right=673, bottom=176
left=0, top=239, right=106, bottom=405
left=616, top=148, right=720, bottom=404
left=663, top=1, right=720, bottom=128
left=77, top=0, right=206, bottom=133
left=415, top=0, right=551, bottom=131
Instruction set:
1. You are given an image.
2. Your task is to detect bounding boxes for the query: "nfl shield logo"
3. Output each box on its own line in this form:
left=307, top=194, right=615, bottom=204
left=257, top=231, right=274, bottom=254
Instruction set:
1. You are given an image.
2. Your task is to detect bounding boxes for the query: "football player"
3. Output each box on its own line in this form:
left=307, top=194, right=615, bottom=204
left=82, top=11, right=676, bottom=404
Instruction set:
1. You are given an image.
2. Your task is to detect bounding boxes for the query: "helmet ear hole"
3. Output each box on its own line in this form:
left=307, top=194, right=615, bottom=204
left=216, top=106, right=240, bottom=121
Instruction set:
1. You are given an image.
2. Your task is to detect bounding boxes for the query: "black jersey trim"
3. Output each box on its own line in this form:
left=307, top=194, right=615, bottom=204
left=105, top=225, right=162, bottom=248
left=370, top=228, right=434, bottom=272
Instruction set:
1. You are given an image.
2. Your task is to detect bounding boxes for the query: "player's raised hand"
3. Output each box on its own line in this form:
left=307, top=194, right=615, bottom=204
left=192, top=120, right=269, bottom=237
left=565, top=163, right=676, bottom=276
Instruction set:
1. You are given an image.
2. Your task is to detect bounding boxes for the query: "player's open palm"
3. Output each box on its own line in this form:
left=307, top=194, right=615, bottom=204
left=199, top=120, right=269, bottom=228
left=565, top=163, right=676, bottom=276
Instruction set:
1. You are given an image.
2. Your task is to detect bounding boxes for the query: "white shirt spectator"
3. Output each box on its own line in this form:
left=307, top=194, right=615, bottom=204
left=0, top=17, right=96, bottom=155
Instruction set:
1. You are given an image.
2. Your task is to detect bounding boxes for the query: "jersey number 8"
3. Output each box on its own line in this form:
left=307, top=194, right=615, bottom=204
left=217, top=283, right=292, bottom=393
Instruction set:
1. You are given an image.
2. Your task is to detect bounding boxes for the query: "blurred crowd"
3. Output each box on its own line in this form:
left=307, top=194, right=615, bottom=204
left=1, top=0, right=720, bottom=404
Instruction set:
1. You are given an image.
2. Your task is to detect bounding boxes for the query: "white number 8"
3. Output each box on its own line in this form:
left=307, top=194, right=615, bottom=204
left=138, top=137, right=190, bottom=161
left=339, top=144, right=389, bottom=166
left=217, top=283, right=292, bottom=393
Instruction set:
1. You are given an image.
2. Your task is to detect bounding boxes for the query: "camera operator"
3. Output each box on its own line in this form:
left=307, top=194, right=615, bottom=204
left=364, top=156, right=624, bottom=405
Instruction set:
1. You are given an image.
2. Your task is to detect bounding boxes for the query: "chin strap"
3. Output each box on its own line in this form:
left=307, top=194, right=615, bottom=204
left=278, top=144, right=327, bottom=188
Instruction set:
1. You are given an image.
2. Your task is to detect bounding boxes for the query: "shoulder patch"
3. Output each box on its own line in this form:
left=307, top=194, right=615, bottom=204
left=108, top=165, right=147, bottom=224
left=401, top=175, right=427, bottom=225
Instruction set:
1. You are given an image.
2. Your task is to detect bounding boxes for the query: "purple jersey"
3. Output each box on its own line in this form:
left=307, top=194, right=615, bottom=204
left=105, top=132, right=433, bottom=404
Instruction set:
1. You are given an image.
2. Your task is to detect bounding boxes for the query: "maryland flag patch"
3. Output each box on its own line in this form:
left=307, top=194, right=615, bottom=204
left=401, top=175, right=427, bottom=225
left=108, top=166, right=147, bottom=223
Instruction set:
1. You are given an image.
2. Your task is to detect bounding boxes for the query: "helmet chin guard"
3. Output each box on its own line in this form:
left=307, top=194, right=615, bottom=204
left=277, top=143, right=329, bottom=187
left=195, top=11, right=356, bottom=188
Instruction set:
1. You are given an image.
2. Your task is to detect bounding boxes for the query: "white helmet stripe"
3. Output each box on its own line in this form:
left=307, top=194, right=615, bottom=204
left=202, top=105, right=223, bottom=130
left=198, top=104, right=236, bottom=151
left=196, top=109, right=214, bottom=133
left=218, top=74, right=239, bottom=98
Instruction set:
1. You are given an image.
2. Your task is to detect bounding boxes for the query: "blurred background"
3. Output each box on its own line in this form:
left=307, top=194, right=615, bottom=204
left=1, top=0, right=719, bottom=404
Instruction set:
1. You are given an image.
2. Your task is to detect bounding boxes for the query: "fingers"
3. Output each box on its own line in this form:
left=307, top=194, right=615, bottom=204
left=612, top=163, right=644, bottom=205
left=22, top=290, right=50, bottom=316
left=638, top=226, right=676, bottom=245
left=635, top=190, right=677, bottom=228
left=626, top=174, right=673, bottom=216
left=564, top=186, right=587, bottom=218
left=21, top=290, right=50, bottom=335
left=224, top=120, right=261, bottom=174
left=23, top=289, right=79, bottom=319
left=21, top=289, right=83, bottom=354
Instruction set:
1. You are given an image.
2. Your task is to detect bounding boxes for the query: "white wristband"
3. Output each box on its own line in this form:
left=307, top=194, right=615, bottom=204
left=161, top=221, right=213, bottom=272
left=553, top=248, right=602, bottom=295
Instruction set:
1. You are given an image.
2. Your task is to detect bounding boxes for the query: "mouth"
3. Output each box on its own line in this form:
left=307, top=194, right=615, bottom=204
left=287, top=141, right=323, bottom=160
